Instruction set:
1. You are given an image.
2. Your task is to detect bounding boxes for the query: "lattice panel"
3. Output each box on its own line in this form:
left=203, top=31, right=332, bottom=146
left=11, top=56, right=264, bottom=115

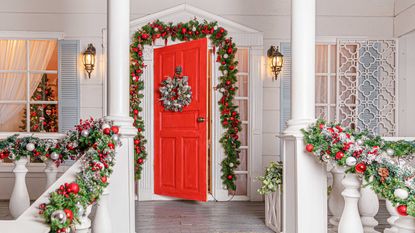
left=336, top=40, right=396, bottom=136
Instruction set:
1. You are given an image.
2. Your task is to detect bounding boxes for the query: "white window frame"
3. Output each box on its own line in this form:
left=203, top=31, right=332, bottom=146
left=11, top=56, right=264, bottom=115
left=0, top=31, right=64, bottom=133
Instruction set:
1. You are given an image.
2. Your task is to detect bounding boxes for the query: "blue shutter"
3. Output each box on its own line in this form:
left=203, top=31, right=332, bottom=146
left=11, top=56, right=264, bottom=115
left=58, top=40, right=80, bottom=132
left=280, top=42, right=291, bottom=133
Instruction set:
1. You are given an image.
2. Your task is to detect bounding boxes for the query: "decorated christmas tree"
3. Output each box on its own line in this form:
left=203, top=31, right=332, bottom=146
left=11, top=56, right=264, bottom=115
left=20, top=74, right=58, bottom=132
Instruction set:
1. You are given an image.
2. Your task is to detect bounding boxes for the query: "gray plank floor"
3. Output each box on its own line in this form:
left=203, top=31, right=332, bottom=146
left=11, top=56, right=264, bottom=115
left=0, top=200, right=390, bottom=233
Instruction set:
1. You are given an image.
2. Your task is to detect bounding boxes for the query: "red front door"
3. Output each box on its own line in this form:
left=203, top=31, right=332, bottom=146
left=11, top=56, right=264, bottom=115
left=154, top=38, right=208, bottom=201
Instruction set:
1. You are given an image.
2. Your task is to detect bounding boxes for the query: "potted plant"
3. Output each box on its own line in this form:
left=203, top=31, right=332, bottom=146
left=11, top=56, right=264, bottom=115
left=257, top=161, right=283, bottom=232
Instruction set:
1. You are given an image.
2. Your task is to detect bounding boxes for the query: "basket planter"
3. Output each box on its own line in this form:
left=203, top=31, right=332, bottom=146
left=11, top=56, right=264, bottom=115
left=265, top=188, right=282, bottom=232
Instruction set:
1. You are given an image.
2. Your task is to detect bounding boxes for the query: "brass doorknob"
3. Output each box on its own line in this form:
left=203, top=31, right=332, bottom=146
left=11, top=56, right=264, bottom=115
left=197, top=117, right=205, bottom=123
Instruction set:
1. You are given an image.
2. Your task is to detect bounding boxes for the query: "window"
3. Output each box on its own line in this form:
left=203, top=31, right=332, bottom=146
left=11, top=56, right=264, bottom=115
left=0, top=39, right=59, bottom=132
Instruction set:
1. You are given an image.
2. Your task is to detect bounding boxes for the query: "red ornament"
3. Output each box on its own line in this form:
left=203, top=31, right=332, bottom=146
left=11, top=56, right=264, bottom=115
left=108, top=143, right=115, bottom=150
left=232, top=111, right=237, bottom=117
left=134, top=139, right=140, bottom=145
left=305, top=144, right=314, bottom=152
left=227, top=175, right=233, bottom=180
left=319, top=124, right=325, bottom=129
left=222, top=120, right=229, bottom=126
left=225, top=80, right=231, bottom=86
left=111, top=126, right=119, bottom=134
left=229, top=65, right=235, bottom=70
left=141, top=33, right=149, bottom=40
left=133, top=109, right=139, bottom=115
left=67, top=182, right=79, bottom=194
left=64, top=209, right=73, bottom=221
left=227, top=48, right=233, bottom=54
left=397, top=205, right=408, bottom=216
left=335, top=151, right=345, bottom=160
left=101, top=176, right=108, bottom=183
left=219, top=28, right=225, bottom=33
left=138, top=158, right=144, bottom=164
left=355, top=163, right=367, bottom=173
left=103, top=128, right=111, bottom=135
left=181, top=27, right=187, bottom=34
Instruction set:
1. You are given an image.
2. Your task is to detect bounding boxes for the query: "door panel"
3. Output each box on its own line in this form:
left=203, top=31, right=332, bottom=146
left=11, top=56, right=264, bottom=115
left=154, top=38, right=208, bottom=201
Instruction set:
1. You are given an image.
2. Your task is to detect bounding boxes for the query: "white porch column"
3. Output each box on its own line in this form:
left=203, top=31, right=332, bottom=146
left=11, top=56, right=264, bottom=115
left=106, top=0, right=136, bottom=233
left=282, top=0, right=327, bottom=232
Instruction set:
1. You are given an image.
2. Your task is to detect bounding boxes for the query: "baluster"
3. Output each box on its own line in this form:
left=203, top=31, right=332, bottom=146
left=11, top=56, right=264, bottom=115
left=338, top=173, right=364, bottom=233
left=9, top=157, right=30, bottom=218
left=329, top=165, right=346, bottom=233
left=92, top=187, right=111, bottom=233
left=358, top=179, right=379, bottom=232
left=385, top=200, right=400, bottom=233
left=394, top=215, right=415, bottom=233
left=44, top=160, right=58, bottom=189
left=76, top=205, right=92, bottom=233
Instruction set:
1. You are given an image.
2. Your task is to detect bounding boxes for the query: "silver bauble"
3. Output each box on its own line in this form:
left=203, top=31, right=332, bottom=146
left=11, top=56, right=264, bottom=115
left=50, top=152, right=60, bottom=161
left=51, top=210, right=67, bottom=224
left=346, top=157, right=357, bottom=166
left=111, top=134, right=119, bottom=142
left=81, top=129, right=89, bottom=137
left=101, top=123, right=110, bottom=130
left=76, top=203, right=85, bottom=216
left=26, top=143, right=35, bottom=152
left=394, top=188, right=409, bottom=200
left=356, top=139, right=363, bottom=146
left=229, top=163, right=234, bottom=168
left=386, top=148, right=395, bottom=156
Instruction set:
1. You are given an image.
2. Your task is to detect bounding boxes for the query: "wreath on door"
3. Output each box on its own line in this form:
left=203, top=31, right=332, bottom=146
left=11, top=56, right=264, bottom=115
left=130, top=19, right=242, bottom=190
left=159, top=66, right=192, bottom=112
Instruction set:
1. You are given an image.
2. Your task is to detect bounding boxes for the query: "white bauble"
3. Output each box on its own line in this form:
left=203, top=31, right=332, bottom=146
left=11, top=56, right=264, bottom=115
left=111, top=134, right=119, bottom=142
left=101, top=123, right=110, bottom=130
left=346, top=157, right=357, bottom=166
left=50, top=152, right=60, bottom=160
left=154, top=27, right=159, bottom=32
left=394, top=188, right=409, bottom=200
left=229, top=163, right=234, bottom=168
left=51, top=210, right=67, bottom=224
left=214, top=25, right=218, bottom=30
left=222, top=185, right=227, bottom=190
left=26, top=143, right=35, bottom=152
left=356, top=139, right=363, bottom=146
left=76, top=203, right=85, bottom=216
left=386, top=148, right=395, bottom=156
left=368, top=175, right=375, bottom=183
left=81, top=129, right=89, bottom=137
left=223, top=54, right=229, bottom=59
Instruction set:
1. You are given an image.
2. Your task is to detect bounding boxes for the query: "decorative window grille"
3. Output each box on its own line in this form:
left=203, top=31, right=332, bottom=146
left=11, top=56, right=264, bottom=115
left=336, top=39, right=397, bottom=136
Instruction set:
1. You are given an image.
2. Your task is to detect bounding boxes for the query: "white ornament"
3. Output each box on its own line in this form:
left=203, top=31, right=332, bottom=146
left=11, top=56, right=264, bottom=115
left=51, top=210, right=67, bottom=224
left=76, top=202, right=85, bottom=216
left=26, top=143, right=35, bottom=152
left=101, top=124, right=110, bottom=130
left=368, top=175, right=375, bottom=183
left=154, top=27, right=159, bottom=32
left=386, top=148, right=395, bottom=156
left=50, top=152, right=60, bottom=161
left=111, top=134, right=119, bottom=142
left=223, top=54, right=228, bottom=59
left=356, top=139, right=363, bottom=145
left=229, top=163, right=234, bottom=168
left=81, top=129, right=89, bottom=137
left=346, top=157, right=357, bottom=166
left=394, top=188, right=409, bottom=200
left=214, top=25, right=218, bottom=30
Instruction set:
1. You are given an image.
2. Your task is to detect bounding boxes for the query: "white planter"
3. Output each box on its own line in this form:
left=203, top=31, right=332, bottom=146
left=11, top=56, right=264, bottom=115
left=395, top=215, right=415, bottom=233
left=265, top=188, right=282, bottom=233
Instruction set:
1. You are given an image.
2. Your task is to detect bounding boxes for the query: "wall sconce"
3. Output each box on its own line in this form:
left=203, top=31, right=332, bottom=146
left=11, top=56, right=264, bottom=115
left=82, top=44, right=96, bottom=78
left=267, top=45, right=284, bottom=81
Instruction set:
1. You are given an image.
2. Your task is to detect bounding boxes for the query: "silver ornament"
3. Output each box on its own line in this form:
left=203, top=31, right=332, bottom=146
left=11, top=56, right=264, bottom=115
left=26, top=143, right=35, bottom=152
left=356, top=139, right=363, bottom=146
left=81, top=129, right=89, bottom=137
left=386, top=148, right=395, bottom=156
left=101, top=123, right=110, bottom=130
left=51, top=210, right=67, bottom=224
left=76, top=203, right=85, bottom=216
left=50, top=152, right=60, bottom=161
left=394, top=188, right=409, bottom=200
left=346, top=157, right=357, bottom=166
left=111, top=134, right=119, bottom=142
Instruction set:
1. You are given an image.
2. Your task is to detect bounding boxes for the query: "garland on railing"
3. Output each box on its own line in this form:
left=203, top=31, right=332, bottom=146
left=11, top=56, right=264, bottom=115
left=302, top=119, right=415, bottom=217
left=0, top=118, right=120, bottom=233
left=257, top=161, right=283, bottom=195
left=130, top=19, right=242, bottom=189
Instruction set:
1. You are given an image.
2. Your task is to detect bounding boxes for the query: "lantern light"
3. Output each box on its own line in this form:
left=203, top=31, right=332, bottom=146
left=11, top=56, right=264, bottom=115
left=267, top=45, right=284, bottom=81
left=82, top=44, right=96, bottom=78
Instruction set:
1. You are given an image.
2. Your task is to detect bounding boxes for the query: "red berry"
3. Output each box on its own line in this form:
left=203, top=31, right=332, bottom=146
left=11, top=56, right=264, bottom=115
left=397, top=205, right=408, bottom=216
left=305, top=144, right=314, bottom=152
left=103, top=128, right=111, bottom=135
left=64, top=209, right=73, bottom=221
left=335, top=151, right=345, bottom=160
left=355, top=163, right=367, bottom=173
left=111, top=126, right=119, bottom=134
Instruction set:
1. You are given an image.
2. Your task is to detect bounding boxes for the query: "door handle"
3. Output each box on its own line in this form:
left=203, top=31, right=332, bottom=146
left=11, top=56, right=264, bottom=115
left=197, top=117, right=205, bottom=123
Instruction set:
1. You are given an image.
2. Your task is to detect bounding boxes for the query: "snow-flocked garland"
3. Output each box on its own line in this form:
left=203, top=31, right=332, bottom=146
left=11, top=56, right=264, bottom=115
left=0, top=118, right=120, bottom=233
left=130, top=19, right=242, bottom=190
left=302, top=119, right=415, bottom=217
left=159, top=66, right=192, bottom=112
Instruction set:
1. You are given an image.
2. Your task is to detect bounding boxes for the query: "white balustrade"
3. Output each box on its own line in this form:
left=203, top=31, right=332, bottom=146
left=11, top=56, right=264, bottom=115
left=338, top=173, right=363, bottom=233
left=329, top=165, right=346, bottom=232
left=9, top=157, right=30, bottom=219
left=44, top=160, right=58, bottom=189
left=76, top=205, right=93, bottom=233
left=358, top=179, right=379, bottom=233
left=385, top=200, right=400, bottom=233
left=395, top=216, right=415, bottom=233
left=92, top=188, right=112, bottom=233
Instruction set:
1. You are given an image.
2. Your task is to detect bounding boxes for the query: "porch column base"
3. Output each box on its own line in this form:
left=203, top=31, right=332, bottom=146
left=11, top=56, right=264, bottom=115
left=282, top=133, right=327, bottom=233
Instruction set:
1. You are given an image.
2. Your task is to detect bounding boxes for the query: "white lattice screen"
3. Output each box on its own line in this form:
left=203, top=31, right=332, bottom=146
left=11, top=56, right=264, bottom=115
left=336, top=39, right=397, bottom=136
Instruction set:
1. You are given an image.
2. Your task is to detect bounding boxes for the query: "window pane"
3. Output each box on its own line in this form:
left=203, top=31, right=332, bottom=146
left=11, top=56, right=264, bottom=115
left=316, top=76, right=328, bottom=103
left=316, top=45, right=328, bottom=73
left=228, top=174, right=247, bottom=196
left=238, top=124, right=248, bottom=146
left=235, top=48, right=248, bottom=73
left=329, top=75, right=337, bottom=104
left=316, top=106, right=327, bottom=120
left=0, top=40, right=27, bottom=70
left=29, top=104, right=58, bottom=132
left=0, top=104, right=26, bottom=131
left=236, top=75, right=248, bottom=97
left=0, top=73, right=27, bottom=100
left=29, top=40, right=58, bottom=71
left=236, top=149, right=248, bottom=171
left=232, top=99, right=248, bottom=122
left=330, top=45, right=337, bottom=73
left=30, top=73, right=58, bottom=101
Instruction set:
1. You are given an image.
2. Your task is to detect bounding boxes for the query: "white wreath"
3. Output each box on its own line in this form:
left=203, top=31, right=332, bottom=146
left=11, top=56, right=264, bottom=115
left=159, top=69, right=192, bottom=112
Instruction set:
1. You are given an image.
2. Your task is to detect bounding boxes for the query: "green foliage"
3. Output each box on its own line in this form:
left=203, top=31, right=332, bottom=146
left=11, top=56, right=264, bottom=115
left=257, top=162, right=283, bottom=195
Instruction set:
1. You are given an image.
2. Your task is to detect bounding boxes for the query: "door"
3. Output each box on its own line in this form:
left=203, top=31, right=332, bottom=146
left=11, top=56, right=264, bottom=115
left=154, top=38, right=208, bottom=201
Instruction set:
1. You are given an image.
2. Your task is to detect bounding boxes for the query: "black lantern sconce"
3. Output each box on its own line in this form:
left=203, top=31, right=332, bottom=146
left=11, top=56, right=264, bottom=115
left=82, top=44, right=96, bottom=78
left=267, top=45, right=284, bottom=81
